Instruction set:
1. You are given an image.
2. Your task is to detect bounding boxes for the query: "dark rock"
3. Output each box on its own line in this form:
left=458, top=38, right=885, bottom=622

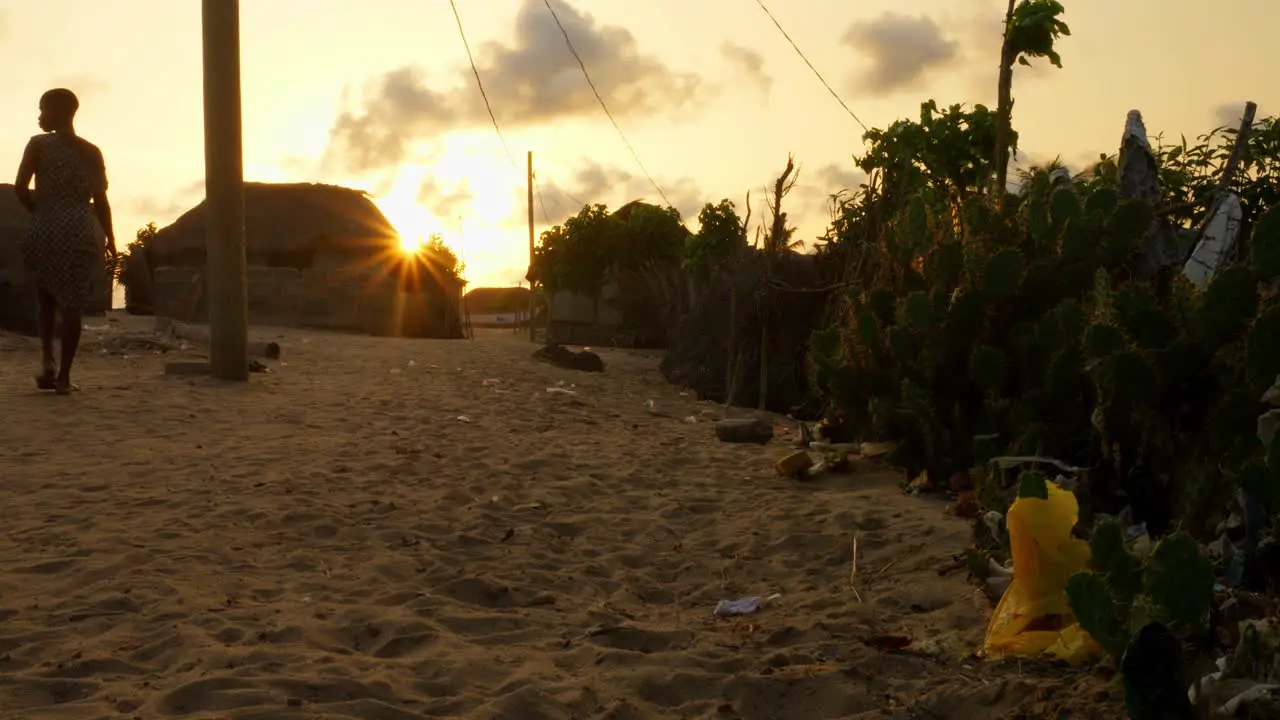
left=531, top=344, right=605, bottom=373
left=714, top=418, right=773, bottom=444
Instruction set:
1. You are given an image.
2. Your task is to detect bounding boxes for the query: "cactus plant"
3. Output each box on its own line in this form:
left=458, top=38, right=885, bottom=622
left=1066, top=530, right=1212, bottom=664
left=983, top=248, right=1026, bottom=300
left=1248, top=204, right=1280, bottom=279
left=1144, top=533, right=1214, bottom=631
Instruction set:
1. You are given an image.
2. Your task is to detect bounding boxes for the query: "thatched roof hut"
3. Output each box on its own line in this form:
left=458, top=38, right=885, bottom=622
left=0, top=184, right=26, bottom=226
left=143, top=182, right=465, bottom=339
left=0, top=184, right=30, bottom=258
left=0, top=185, right=36, bottom=334
left=611, top=199, right=692, bottom=235
left=465, top=286, right=529, bottom=315
left=147, top=182, right=400, bottom=268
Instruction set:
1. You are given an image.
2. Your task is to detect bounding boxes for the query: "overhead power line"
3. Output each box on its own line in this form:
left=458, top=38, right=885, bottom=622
left=753, top=0, right=868, bottom=132
left=540, top=0, right=684, bottom=220
left=446, top=0, right=521, bottom=170
left=446, top=0, right=584, bottom=226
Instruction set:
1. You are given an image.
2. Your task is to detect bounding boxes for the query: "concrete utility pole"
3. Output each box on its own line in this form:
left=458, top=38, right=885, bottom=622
left=202, top=0, right=249, bottom=380
left=527, top=150, right=536, bottom=343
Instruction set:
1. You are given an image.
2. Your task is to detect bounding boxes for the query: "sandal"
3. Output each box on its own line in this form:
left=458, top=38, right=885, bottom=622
left=54, top=380, right=81, bottom=396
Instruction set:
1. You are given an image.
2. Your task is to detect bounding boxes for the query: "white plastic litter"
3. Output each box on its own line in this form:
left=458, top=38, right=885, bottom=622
left=713, top=593, right=781, bottom=617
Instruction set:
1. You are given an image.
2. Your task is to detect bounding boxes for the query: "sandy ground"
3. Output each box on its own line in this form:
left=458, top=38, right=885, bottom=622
left=0, top=316, right=1119, bottom=719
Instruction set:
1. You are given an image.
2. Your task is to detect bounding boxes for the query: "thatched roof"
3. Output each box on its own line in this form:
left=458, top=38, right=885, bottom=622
left=612, top=199, right=692, bottom=236
left=526, top=199, right=691, bottom=284
left=0, top=184, right=30, bottom=231
left=148, top=182, right=399, bottom=262
left=465, top=286, right=529, bottom=314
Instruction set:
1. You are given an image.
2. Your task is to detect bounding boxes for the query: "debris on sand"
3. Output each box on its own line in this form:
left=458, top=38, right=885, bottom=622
left=531, top=344, right=605, bottom=372
left=714, top=417, right=774, bottom=444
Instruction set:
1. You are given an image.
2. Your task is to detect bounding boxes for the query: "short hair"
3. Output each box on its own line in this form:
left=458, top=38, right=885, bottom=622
left=40, top=88, right=80, bottom=116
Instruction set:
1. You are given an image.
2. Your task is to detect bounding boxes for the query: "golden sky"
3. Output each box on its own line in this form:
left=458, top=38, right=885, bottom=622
left=2, top=0, right=1275, bottom=288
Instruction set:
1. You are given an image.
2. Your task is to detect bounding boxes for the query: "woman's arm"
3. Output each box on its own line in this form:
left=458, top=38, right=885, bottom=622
left=13, top=138, right=36, bottom=213
left=94, top=189, right=116, bottom=255
left=88, top=144, right=116, bottom=254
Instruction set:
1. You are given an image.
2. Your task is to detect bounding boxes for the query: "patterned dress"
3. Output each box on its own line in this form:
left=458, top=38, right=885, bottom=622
left=22, top=133, right=107, bottom=311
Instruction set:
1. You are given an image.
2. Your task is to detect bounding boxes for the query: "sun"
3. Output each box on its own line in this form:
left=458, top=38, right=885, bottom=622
left=368, top=172, right=440, bottom=255
left=398, top=234, right=425, bottom=254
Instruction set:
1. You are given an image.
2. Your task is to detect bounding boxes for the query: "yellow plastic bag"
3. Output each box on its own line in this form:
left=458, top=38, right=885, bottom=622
left=982, top=481, right=1102, bottom=664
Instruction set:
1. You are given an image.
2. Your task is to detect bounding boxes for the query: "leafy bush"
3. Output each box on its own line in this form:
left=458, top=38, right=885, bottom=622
left=117, top=222, right=158, bottom=315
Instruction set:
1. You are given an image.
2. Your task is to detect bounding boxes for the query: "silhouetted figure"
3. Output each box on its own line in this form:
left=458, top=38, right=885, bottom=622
left=13, top=88, right=116, bottom=394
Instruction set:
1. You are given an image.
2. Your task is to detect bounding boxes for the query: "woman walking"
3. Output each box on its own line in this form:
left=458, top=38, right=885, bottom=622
left=13, top=88, right=116, bottom=394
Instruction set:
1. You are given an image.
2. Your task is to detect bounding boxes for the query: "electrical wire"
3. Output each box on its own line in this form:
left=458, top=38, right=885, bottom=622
left=540, top=0, right=683, bottom=219
left=447, top=0, right=521, bottom=171
left=752, top=0, right=868, bottom=131
left=533, top=178, right=552, bottom=224
left=449, top=0, right=591, bottom=230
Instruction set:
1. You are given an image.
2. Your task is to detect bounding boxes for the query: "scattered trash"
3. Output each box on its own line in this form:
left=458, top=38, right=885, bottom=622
left=983, top=480, right=1100, bottom=664
left=482, top=378, right=501, bottom=386
left=643, top=399, right=657, bottom=412
left=984, top=559, right=1014, bottom=601
left=775, top=450, right=814, bottom=478
left=407, top=360, right=416, bottom=366
left=982, top=511, right=1006, bottom=544
left=714, top=593, right=781, bottom=617
left=859, top=441, right=895, bottom=459
left=950, top=491, right=980, bottom=519
left=795, top=422, right=815, bottom=448
left=546, top=387, right=577, bottom=395
left=682, top=415, right=698, bottom=424
left=456, top=415, right=472, bottom=423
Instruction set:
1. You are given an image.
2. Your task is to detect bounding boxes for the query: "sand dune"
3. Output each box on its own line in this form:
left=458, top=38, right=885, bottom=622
left=0, top=317, right=1117, bottom=719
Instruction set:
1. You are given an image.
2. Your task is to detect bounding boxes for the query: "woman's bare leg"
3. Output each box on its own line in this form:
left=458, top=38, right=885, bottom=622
left=56, top=307, right=82, bottom=392
left=35, top=289, right=57, bottom=386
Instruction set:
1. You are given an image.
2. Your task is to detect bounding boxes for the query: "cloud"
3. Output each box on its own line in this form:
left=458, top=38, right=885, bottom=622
left=842, top=12, right=958, bottom=96
left=325, top=0, right=703, bottom=175
left=127, top=180, right=207, bottom=224
left=815, top=163, right=867, bottom=193
left=1212, top=101, right=1264, bottom=129
left=417, top=177, right=475, bottom=220
left=720, top=42, right=772, bottom=95
left=326, top=68, right=460, bottom=175
left=789, top=162, right=869, bottom=223
left=531, top=161, right=706, bottom=224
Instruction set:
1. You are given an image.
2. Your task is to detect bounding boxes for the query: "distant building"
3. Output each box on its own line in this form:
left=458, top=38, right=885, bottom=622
left=143, top=182, right=464, bottom=339
left=530, top=200, right=689, bottom=347
left=464, top=286, right=531, bottom=328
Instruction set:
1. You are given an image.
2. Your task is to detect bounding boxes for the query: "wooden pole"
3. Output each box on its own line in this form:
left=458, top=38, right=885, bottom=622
left=527, top=150, right=536, bottom=343
left=202, top=0, right=249, bottom=381
left=992, top=0, right=1017, bottom=207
